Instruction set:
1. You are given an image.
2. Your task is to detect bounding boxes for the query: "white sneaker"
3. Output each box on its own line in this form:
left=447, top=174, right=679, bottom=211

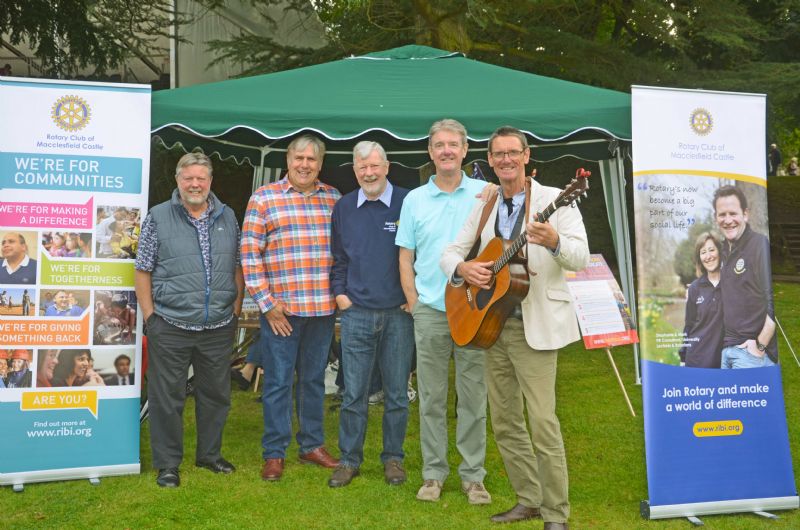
left=368, top=390, right=384, bottom=406
left=462, top=481, right=492, bottom=505
left=416, top=479, right=442, bottom=502
left=407, top=380, right=417, bottom=403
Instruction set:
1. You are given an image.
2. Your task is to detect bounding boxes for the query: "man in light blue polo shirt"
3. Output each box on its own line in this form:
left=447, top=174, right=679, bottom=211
left=396, top=118, right=492, bottom=505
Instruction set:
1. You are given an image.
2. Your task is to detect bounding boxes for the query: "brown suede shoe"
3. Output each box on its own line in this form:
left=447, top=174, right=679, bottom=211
left=384, top=460, right=406, bottom=485
left=328, top=464, right=359, bottom=487
left=490, top=503, right=542, bottom=523
left=261, top=458, right=284, bottom=481
left=543, top=523, right=568, bottom=530
left=298, top=446, right=339, bottom=468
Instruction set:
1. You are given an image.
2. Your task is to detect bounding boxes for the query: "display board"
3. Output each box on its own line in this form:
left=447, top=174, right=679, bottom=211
left=0, top=76, right=150, bottom=486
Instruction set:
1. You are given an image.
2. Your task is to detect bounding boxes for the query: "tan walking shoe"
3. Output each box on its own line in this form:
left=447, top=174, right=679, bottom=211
left=462, top=481, right=492, bottom=505
left=416, top=479, right=442, bottom=501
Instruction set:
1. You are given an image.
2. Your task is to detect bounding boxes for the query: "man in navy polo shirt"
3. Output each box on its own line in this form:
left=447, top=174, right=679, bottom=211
left=0, top=232, right=37, bottom=285
left=328, top=141, right=413, bottom=487
left=715, top=185, right=778, bottom=368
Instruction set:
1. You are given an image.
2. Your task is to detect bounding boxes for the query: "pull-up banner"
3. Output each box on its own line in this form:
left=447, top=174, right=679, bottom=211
left=0, top=76, right=150, bottom=487
left=631, top=85, right=798, bottom=519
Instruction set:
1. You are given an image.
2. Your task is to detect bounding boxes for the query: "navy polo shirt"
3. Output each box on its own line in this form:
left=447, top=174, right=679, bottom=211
left=720, top=225, right=777, bottom=363
left=680, top=274, right=724, bottom=368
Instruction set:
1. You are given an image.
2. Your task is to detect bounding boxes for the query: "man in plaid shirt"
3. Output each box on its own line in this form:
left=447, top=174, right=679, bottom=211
left=241, top=135, right=342, bottom=481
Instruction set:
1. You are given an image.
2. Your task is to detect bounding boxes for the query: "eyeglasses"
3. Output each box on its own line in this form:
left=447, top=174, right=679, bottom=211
left=489, top=149, right=525, bottom=160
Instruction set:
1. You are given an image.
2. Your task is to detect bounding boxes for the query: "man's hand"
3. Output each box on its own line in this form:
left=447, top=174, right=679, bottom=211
left=738, top=339, right=764, bottom=358
left=457, top=260, right=495, bottom=289
left=477, top=183, right=499, bottom=202
left=265, top=301, right=293, bottom=337
left=526, top=217, right=559, bottom=251
left=336, top=294, right=353, bottom=312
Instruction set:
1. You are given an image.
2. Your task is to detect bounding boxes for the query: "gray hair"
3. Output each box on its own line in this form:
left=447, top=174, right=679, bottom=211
left=175, top=152, right=213, bottom=179
left=288, top=134, right=326, bottom=160
left=352, top=141, right=387, bottom=164
left=428, top=118, right=468, bottom=146
left=488, top=126, right=529, bottom=153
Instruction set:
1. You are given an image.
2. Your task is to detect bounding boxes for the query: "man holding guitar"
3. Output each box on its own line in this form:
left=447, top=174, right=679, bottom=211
left=440, top=126, right=589, bottom=530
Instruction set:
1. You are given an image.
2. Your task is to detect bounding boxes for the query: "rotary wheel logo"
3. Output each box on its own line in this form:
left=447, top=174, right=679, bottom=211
left=689, top=108, right=712, bottom=136
left=51, top=95, right=92, bottom=132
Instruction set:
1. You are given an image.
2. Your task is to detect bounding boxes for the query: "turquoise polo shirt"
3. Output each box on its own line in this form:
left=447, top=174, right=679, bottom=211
left=395, top=172, right=486, bottom=311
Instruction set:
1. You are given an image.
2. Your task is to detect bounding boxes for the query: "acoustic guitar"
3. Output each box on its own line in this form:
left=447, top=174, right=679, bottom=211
left=445, top=171, right=590, bottom=348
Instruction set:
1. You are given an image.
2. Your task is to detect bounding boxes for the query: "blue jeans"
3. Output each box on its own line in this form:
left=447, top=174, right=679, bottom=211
left=259, top=313, right=335, bottom=458
left=721, top=345, right=776, bottom=369
left=335, top=342, right=383, bottom=395
left=338, top=305, right=414, bottom=468
left=245, top=330, right=262, bottom=365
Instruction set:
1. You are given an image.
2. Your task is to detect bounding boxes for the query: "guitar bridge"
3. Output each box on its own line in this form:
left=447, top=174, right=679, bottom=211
left=465, top=285, right=476, bottom=309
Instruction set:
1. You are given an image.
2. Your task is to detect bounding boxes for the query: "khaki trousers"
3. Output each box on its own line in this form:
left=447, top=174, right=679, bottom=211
left=412, top=302, right=487, bottom=483
left=486, top=318, right=569, bottom=522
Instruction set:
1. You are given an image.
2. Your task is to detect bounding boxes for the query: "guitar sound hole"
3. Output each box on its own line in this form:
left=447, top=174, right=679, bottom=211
left=475, top=284, right=496, bottom=310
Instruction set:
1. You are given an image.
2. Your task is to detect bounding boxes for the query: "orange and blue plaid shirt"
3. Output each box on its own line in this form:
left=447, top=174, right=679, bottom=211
left=241, top=177, right=341, bottom=317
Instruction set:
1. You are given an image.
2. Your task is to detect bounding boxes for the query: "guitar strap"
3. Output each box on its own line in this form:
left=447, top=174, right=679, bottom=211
left=511, top=177, right=533, bottom=264
left=465, top=178, right=533, bottom=262
left=464, top=191, right=498, bottom=261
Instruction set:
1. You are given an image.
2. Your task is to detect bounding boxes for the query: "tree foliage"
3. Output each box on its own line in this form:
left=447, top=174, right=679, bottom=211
left=206, top=0, right=800, bottom=147
left=0, top=0, right=203, bottom=76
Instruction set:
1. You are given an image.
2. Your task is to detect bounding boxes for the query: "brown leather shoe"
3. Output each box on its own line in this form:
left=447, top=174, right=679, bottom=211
left=490, top=503, right=542, bottom=523
left=298, top=447, right=339, bottom=468
left=261, top=458, right=284, bottom=481
left=543, top=523, right=569, bottom=530
left=384, top=460, right=406, bottom=485
left=328, top=464, right=359, bottom=487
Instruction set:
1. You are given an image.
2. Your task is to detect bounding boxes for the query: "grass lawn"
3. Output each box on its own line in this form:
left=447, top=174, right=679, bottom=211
left=5, top=282, right=800, bottom=529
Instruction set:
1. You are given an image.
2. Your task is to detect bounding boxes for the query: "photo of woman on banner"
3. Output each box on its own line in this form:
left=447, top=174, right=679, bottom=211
left=6, top=349, right=33, bottom=388
left=36, top=349, right=60, bottom=387
left=42, top=289, right=87, bottom=317
left=714, top=185, right=778, bottom=368
left=51, top=349, right=106, bottom=387
left=678, top=232, right=724, bottom=368
left=0, top=230, right=38, bottom=285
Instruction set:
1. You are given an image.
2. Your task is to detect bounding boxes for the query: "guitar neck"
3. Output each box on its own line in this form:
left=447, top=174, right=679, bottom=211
left=491, top=201, right=559, bottom=274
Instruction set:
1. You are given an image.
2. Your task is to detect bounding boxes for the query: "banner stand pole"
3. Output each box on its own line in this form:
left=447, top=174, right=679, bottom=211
left=605, top=347, right=635, bottom=416
left=775, top=317, right=800, bottom=367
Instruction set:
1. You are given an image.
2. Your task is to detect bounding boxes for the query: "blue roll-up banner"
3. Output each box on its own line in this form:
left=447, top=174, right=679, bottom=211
left=0, top=76, right=150, bottom=488
left=632, top=85, right=798, bottom=519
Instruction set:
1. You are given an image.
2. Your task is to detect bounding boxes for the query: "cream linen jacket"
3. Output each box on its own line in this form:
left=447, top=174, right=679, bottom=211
left=440, top=180, right=589, bottom=351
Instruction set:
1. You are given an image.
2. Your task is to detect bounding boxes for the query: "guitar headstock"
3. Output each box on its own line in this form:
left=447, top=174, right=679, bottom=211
left=556, top=168, right=590, bottom=208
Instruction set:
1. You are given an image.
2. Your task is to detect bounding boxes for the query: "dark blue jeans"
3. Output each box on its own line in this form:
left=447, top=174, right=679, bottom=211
left=259, top=313, right=334, bottom=459
left=338, top=305, right=414, bottom=468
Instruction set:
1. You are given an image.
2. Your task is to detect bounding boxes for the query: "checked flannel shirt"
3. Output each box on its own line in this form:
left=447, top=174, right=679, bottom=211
left=241, top=177, right=341, bottom=317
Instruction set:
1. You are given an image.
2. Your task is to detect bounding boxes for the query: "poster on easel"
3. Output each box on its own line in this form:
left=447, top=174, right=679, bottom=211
left=565, top=254, right=638, bottom=349
left=632, top=85, right=798, bottom=519
left=0, top=76, right=150, bottom=487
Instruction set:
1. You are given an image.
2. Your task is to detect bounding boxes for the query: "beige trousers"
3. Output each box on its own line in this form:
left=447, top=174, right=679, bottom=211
left=485, top=318, right=569, bottom=523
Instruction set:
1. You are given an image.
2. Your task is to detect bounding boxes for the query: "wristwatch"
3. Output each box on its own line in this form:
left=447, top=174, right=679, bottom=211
left=756, top=340, right=767, bottom=352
